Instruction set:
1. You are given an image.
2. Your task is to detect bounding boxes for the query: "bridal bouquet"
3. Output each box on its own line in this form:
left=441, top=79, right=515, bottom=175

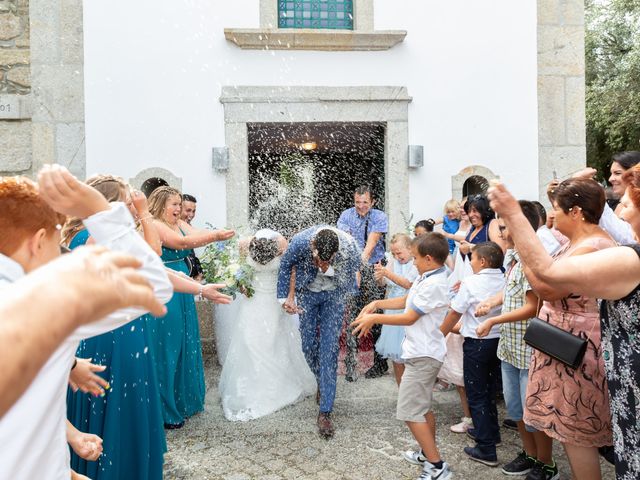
left=200, top=237, right=255, bottom=298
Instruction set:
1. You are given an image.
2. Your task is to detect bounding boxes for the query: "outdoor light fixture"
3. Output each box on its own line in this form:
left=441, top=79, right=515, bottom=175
left=300, top=141, right=317, bottom=151
left=212, top=146, right=229, bottom=172
left=408, top=145, right=424, bottom=168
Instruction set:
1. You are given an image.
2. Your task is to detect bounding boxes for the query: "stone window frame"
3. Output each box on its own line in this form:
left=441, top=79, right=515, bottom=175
left=218, top=86, right=411, bottom=234
left=224, top=0, right=406, bottom=51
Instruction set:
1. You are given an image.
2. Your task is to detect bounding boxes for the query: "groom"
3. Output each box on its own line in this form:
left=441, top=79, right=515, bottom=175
left=277, top=226, right=360, bottom=438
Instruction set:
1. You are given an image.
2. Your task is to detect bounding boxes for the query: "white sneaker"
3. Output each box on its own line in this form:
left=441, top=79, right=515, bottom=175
left=404, top=449, right=427, bottom=466
left=418, top=461, right=453, bottom=480
left=450, top=416, right=473, bottom=433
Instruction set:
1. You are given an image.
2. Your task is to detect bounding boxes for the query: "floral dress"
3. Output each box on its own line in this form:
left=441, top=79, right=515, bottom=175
left=523, top=237, right=614, bottom=447
left=601, top=244, right=640, bottom=479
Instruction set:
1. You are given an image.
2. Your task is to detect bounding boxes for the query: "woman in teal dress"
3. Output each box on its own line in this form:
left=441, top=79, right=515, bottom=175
left=63, top=176, right=166, bottom=480
left=146, top=186, right=234, bottom=427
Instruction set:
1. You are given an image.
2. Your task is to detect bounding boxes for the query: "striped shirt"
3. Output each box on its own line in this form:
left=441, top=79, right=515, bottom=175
left=497, top=251, right=533, bottom=369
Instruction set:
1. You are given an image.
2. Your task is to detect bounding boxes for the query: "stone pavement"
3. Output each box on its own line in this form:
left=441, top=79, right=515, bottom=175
left=164, top=360, right=615, bottom=480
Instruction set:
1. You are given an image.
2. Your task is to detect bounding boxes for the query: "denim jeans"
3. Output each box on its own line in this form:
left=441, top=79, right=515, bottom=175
left=297, top=289, right=347, bottom=413
left=463, top=337, right=501, bottom=451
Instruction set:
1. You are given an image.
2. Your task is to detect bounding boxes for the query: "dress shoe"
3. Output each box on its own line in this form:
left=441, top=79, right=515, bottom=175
left=345, top=372, right=357, bottom=382
left=164, top=421, right=185, bottom=430
left=317, top=412, right=334, bottom=439
left=315, top=388, right=320, bottom=405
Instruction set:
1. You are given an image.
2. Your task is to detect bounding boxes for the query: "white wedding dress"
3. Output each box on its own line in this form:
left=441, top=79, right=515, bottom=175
left=218, top=255, right=317, bottom=421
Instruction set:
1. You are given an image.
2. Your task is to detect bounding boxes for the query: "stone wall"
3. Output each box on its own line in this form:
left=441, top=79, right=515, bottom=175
left=0, top=0, right=31, bottom=176
left=0, top=0, right=85, bottom=179
left=537, top=0, right=586, bottom=204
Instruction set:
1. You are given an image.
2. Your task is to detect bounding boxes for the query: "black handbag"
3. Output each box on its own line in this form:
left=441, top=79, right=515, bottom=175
left=523, top=316, right=588, bottom=369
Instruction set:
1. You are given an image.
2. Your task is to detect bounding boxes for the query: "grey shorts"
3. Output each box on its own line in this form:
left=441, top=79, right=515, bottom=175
left=396, top=356, right=443, bottom=423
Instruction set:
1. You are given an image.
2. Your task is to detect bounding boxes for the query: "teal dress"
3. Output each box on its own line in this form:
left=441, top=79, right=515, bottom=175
left=146, top=238, right=205, bottom=424
left=66, top=229, right=166, bottom=479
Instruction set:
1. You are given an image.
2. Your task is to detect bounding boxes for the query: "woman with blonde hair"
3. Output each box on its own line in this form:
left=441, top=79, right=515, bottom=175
left=146, top=186, right=234, bottom=428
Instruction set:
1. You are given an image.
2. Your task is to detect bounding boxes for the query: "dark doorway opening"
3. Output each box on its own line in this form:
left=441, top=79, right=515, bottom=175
left=248, top=122, right=385, bottom=238
left=141, top=177, right=169, bottom=197
left=462, top=175, right=489, bottom=197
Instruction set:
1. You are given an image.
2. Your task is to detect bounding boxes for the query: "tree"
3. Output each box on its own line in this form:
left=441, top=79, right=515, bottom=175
left=585, top=0, right=640, bottom=178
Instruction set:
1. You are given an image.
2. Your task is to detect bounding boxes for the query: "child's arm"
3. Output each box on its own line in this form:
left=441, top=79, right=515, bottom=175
left=475, top=290, right=538, bottom=337
left=375, top=263, right=413, bottom=289
left=440, top=309, right=463, bottom=336
left=474, top=291, right=504, bottom=317
left=359, top=295, right=408, bottom=316
left=351, top=309, right=421, bottom=338
left=432, top=217, right=444, bottom=226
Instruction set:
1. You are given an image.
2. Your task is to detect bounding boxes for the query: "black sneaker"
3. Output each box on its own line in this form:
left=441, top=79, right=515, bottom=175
left=502, top=418, right=519, bottom=431
left=525, top=460, right=559, bottom=480
left=502, top=451, right=536, bottom=475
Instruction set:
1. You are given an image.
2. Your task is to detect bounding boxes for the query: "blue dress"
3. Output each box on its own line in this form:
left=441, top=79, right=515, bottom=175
left=146, top=238, right=205, bottom=424
left=442, top=216, right=461, bottom=254
left=375, top=258, right=418, bottom=362
left=66, top=230, right=166, bottom=480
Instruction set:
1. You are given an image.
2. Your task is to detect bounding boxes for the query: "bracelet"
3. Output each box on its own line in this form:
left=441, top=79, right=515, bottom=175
left=198, top=285, right=204, bottom=301
left=71, top=358, right=78, bottom=371
left=139, top=215, right=153, bottom=221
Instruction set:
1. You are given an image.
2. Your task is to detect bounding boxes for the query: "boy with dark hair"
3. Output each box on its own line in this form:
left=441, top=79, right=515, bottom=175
left=352, top=233, right=452, bottom=480
left=441, top=241, right=505, bottom=467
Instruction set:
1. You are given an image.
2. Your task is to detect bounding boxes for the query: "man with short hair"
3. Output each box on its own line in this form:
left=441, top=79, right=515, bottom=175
left=181, top=194, right=197, bottom=224
left=277, top=226, right=360, bottom=438
left=337, top=185, right=389, bottom=380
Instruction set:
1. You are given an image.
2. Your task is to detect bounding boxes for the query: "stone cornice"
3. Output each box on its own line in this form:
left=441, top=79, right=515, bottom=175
left=223, top=28, right=406, bottom=51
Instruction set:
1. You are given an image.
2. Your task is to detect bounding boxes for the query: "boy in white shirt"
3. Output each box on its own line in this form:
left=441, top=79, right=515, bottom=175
left=352, top=233, right=452, bottom=480
left=441, top=241, right=505, bottom=467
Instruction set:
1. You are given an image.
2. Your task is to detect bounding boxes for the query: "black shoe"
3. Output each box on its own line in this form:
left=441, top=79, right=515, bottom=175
left=525, top=460, right=559, bottom=480
left=502, top=418, right=519, bottom=431
left=345, top=372, right=357, bottom=382
left=598, top=445, right=615, bottom=465
left=502, top=451, right=536, bottom=475
left=164, top=421, right=185, bottom=430
left=463, top=446, right=498, bottom=467
left=365, top=362, right=388, bottom=379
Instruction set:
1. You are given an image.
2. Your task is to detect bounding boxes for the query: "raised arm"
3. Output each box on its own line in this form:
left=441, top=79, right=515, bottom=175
left=154, top=220, right=234, bottom=250
left=489, top=183, right=640, bottom=299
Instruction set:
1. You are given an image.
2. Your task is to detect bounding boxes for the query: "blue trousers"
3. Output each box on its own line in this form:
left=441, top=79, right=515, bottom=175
left=297, top=289, right=346, bottom=413
left=463, top=337, right=501, bottom=452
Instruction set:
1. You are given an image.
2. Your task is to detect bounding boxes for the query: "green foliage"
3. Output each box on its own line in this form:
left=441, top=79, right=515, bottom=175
left=586, top=0, right=640, bottom=178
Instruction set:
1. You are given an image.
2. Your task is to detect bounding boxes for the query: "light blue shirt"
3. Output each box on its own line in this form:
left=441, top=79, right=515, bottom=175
left=337, top=207, right=388, bottom=264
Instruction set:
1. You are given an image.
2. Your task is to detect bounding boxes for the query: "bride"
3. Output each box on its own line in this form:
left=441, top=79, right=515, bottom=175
left=218, top=229, right=316, bottom=421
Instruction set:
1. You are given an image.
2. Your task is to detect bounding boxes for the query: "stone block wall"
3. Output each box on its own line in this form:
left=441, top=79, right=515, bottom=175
left=537, top=0, right=586, bottom=204
left=0, top=0, right=31, bottom=176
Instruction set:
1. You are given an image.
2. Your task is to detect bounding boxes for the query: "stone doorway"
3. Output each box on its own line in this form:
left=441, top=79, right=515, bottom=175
left=247, top=122, right=385, bottom=238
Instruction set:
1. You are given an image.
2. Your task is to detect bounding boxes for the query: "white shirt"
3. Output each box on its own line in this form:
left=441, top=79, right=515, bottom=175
left=401, top=267, right=449, bottom=362
left=536, top=226, right=562, bottom=256
left=0, top=203, right=173, bottom=480
left=599, top=202, right=637, bottom=245
left=451, top=268, right=505, bottom=339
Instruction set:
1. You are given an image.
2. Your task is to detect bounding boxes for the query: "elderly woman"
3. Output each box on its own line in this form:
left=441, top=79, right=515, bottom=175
left=489, top=170, right=640, bottom=480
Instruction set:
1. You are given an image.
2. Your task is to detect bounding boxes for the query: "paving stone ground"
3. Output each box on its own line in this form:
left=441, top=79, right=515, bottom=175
left=164, top=360, right=614, bottom=479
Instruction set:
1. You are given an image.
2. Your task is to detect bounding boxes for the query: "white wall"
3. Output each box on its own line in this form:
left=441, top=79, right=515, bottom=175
left=83, top=0, right=538, bottom=230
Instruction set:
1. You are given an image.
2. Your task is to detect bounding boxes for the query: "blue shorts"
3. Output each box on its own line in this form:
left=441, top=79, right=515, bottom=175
left=501, top=360, right=536, bottom=432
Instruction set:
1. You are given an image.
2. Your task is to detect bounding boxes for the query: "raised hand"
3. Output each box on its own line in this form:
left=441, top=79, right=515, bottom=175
left=214, top=229, right=235, bottom=242
left=488, top=182, right=521, bottom=220
left=37, top=164, right=110, bottom=219
left=373, top=263, right=387, bottom=282
left=571, top=167, right=598, bottom=180
left=351, top=314, right=375, bottom=338
left=130, top=189, right=151, bottom=218
left=358, top=301, right=378, bottom=317
left=68, top=358, right=109, bottom=396
left=201, top=283, right=233, bottom=304
left=41, top=245, right=168, bottom=320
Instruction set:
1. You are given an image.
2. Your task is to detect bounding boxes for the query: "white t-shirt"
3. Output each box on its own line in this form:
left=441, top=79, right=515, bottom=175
left=450, top=268, right=505, bottom=339
left=401, top=267, right=449, bottom=362
left=0, top=203, right=173, bottom=480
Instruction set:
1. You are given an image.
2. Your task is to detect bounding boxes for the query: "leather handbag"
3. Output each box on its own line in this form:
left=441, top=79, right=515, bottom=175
left=523, top=315, right=588, bottom=369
